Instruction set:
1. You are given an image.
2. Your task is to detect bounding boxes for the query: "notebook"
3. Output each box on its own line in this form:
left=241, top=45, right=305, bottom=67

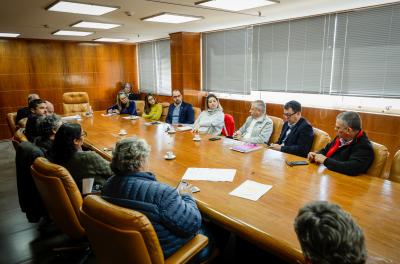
left=230, top=143, right=262, bottom=153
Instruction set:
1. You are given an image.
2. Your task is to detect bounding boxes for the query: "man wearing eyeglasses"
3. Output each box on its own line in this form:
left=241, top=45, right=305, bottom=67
left=270, top=100, right=314, bottom=157
left=166, top=90, right=195, bottom=125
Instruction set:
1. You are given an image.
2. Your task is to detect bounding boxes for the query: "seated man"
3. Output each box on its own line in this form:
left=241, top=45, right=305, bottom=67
left=166, top=90, right=194, bottom=125
left=308, top=111, right=374, bottom=176
left=294, top=201, right=367, bottom=264
left=233, top=100, right=273, bottom=144
left=25, top=99, right=48, bottom=142
left=270, top=100, right=314, bottom=157
left=16, top=93, right=40, bottom=123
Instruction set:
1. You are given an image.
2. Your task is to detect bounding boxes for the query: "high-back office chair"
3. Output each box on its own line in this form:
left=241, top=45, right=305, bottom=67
left=193, top=107, right=201, bottom=121
left=63, top=92, right=90, bottom=115
left=31, top=157, right=85, bottom=239
left=135, top=100, right=145, bottom=116
left=12, top=128, right=28, bottom=150
left=222, top=114, right=235, bottom=137
left=389, top=150, right=400, bottom=183
left=366, top=141, right=389, bottom=178
left=79, top=195, right=208, bottom=264
left=160, top=102, right=170, bottom=122
left=310, top=128, right=331, bottom=152
left=7, top=112, right=17, bottom=136
left=268, top=115, right=284, bottom=144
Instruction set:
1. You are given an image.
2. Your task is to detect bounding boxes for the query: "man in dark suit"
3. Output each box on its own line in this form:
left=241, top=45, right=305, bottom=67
left=166, top=90, right=194, bottom=125
left=16, top=93, right=40, bottom=123
left=270, top=100, right=314, bottom=157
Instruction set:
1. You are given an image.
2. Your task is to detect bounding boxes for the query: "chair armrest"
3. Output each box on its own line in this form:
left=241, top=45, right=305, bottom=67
left=165, top=234, right=208, bottom=264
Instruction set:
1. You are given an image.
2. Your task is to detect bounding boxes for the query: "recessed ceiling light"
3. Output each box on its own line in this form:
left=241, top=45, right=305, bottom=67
left=94, top=38, right=127, bottom=42
left=53, top=30, right=94, bottom=36
left=141, top=12, right=203, bottom=24
left=0, top=33, right=20, bottom=38
left=195, top=0, right=278, bottom=11
left=47, top=1, right=118, bottom=16
left=72, top=21, right=121, bottom=29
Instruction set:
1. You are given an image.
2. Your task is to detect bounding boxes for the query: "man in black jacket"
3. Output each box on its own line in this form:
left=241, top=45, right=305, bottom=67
left=308, top=111, right=374, bottom=176
left=270, top=100, right=314, bottom=157
left=16, top=93, right=40, bottom=123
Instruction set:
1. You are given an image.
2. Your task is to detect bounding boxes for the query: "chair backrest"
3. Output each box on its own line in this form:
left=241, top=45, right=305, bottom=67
left=135, top=100, right=145, bottom=116
left=7, top=112, right=17, bottom=135
left=63, top=92, right=90, bottom=114
left=193, top=107, right=201, bottom=121
left=160, top=102, right=170, bottom=122
left=310, top=128, right=331, bottom=152
left=268, top=115, right=284, bottom=144
left=14, top=128, right=28, bottom=143
left=31, top=157, right=85, bottom=239
left=366, top=141, right=389, bottom=178
left=18, top=117, right=28, bottom=128
left=79, top=195, right=163, bottom=264
left=222, top=114, right=235, bottom=137
left=389, top=150, right=400, bottom=183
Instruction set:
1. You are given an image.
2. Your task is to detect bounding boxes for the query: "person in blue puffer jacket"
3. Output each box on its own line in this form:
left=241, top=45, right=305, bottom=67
left=102, top=137, right=212, bottom=260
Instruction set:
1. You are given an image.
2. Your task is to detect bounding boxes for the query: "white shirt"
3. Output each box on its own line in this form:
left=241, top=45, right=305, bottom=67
left=243, top=116, right=263, bottom=139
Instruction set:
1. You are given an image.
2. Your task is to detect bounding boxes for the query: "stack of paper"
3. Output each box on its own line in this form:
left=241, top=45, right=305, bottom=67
left=229, top=180, right=272, bottom=201
left=61, top=115, right=81, bottom=121
left=182, top=168, right=236, bottom=182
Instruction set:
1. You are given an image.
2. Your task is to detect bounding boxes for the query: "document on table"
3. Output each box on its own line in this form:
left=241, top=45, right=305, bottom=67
left=229, top=180, right=272, bottom=201
left=61, top=115, right=81, bottom=121
left=101, top=113, right=118, bottom=117
left=122, top=116, right=139, bottom=120
left=176, top=126, right=192, bottom=131
left=182, top=168, right=236, bottom=182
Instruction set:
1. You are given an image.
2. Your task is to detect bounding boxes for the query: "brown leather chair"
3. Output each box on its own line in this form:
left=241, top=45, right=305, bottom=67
left=366, top=141, right=389, bottom=178
left=268, top=115, right=284, bottom=144
left=18, top=117, right=28, bottom=128
left=310, top=128, right=331, bottom=152
left=63, top=92, right=90, bottom=114
left=7, top=112, right=17, bottom=136
left=135, top=100, right=145, bottom=116
left=12, top=128, right=28, bottom=150
left=80, top=195, right=208, bottom=264
left=193, top=107, right=201, bottom=121
left=160, top=102, right=170, bottom=122
left=389, top=150, right=400, bottom=183
left=31, top=157, right=85, bottom=239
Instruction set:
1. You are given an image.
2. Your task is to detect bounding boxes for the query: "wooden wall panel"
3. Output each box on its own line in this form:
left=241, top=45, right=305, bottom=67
left=0, top=38, right=138, bottom=139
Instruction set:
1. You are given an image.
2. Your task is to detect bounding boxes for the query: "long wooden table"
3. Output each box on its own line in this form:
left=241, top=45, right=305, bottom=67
left=79, top=112, right=400, bottom=263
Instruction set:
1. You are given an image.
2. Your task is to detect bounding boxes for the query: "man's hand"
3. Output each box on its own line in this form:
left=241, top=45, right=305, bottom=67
left=177, top=182, right=193, bottom=196
left=269, top=143, right=282, bottom=151
left=233, top=131, right=242, bottom=139
left=314, top=154, right=327, bottom=164
left=308, top=152, right=317, bottom=162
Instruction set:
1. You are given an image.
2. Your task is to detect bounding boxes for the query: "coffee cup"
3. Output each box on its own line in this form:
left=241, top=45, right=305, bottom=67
left=194, top=134, right=201, bottom=140
left=166, top=151, right=174, bottom=158
left=119, top=129, right=127, bottom=135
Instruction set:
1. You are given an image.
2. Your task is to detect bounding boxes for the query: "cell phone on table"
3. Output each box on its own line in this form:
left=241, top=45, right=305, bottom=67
left=286, top=160, right=309, bottom=167
left=209, top=137, right=221, bottom=141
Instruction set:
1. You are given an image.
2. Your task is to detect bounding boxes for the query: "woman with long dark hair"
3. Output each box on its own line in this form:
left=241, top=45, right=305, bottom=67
left=53, top=123, right=112, bottom=193
left=142, top=94, right=162, bottom=121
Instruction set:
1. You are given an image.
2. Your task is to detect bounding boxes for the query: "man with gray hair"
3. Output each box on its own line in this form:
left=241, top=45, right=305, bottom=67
left=308, top=111, right=374, bottom=176
left=102, top=137, right=212, bottom=260
left=294, top=201, right=367, bottom=264
left=233, top=100, right=273, bottom=144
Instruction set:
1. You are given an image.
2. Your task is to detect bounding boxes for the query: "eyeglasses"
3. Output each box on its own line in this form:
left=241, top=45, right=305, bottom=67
left=81, top=130, right=87, bottom=137
left=283, top=112, right=297, bottom=117
left=173, top=95, right=182, bottom=98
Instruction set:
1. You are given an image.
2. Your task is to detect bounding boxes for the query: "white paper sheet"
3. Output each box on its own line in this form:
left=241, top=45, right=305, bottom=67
left=229, top=180, right=272, bottom=201
left=182, top=168, right=236, bottom=182
left=61, top=115, right=82, bottom=121
left=176, top=126, right=193, bottom=131
left=101, top=113, right=118, bottom=117
left=122, top=116, right=139, bottom=120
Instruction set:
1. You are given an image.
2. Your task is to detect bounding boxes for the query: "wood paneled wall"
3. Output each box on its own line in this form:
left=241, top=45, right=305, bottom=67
left=0, top=38, right=138, bottom=139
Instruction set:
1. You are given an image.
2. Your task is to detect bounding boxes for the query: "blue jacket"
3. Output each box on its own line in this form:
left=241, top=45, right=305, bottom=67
left=102, top=172, right=202, bottom=258
left=166, top=101, right=194, bottom=124
left=107, top=100, right=137, bottom=115
left=277, top=117, right=314, bottom=157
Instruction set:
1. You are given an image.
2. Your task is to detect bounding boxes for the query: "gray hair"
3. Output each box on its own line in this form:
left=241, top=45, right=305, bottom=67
left=28, top=93, right=40, bottom=103
left=252, top=100, right=266, bottom=114
left=37, top=114, right=62, bottom=139
left=337, top=111, right=362, bottom=131
left=294, top=201, right=367, bottom=264
left=111, top=137, right=151, bottom=175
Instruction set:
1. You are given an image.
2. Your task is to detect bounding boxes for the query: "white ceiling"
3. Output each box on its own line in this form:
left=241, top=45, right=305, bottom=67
left=0, top=0, right=398, bottom=43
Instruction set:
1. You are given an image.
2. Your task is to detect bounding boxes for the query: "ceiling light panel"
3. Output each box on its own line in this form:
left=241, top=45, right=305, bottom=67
left=0, top=33, right=20, bottom=38
left=72, top=21, right=121, bottom=29
left=94, top=38, right=126, bottom=42
left=196, top=0, right=277, bottom=11
left=53, top=30, right=93, bottom=36
left=142, top=13, right=203, bottom=24
left=47, top=1, right=118, bottom=16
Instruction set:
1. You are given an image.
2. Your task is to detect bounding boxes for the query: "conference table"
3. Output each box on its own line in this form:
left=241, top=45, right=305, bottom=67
left=78, top=111, right=400, bottom=263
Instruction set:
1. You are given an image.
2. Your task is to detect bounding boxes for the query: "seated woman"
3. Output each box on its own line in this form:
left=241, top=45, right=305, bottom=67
left=52, top=123, right=112, bottom=193
left=192, top=94, right=224, bottom=135
left=102, top=137, right=212, bottom=260
left=107, top=93, right=137, bottom=115
left=142, top=94, right=162, bottom=121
